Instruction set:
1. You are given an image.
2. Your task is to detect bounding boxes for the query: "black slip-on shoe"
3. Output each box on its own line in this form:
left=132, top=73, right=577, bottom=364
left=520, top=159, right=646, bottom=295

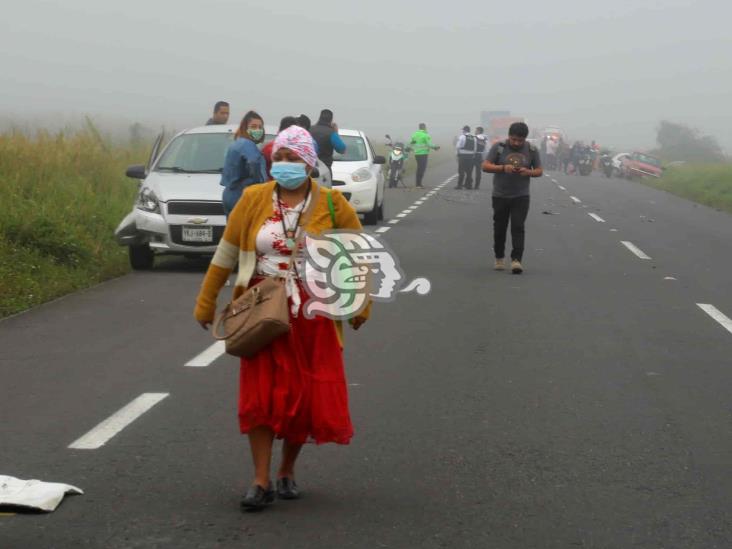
left=276, top=477, right=300, bottom=500
left=240, top=483, right=275, bottom=511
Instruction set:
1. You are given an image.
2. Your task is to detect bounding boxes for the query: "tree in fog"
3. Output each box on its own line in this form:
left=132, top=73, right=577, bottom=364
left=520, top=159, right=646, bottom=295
left=656, top=121, right=725, bottom=163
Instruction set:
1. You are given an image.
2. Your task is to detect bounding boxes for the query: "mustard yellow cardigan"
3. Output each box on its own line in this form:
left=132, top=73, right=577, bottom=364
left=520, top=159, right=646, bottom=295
left=194, top=180, right=371, bottom=343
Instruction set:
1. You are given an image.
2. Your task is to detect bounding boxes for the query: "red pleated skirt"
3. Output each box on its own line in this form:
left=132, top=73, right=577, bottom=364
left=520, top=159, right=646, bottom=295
left=237, top=278, right=354, bottom=445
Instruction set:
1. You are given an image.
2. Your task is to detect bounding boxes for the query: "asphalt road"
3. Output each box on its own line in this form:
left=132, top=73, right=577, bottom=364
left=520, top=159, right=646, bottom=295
left=2, top=162, right=732, bottom=548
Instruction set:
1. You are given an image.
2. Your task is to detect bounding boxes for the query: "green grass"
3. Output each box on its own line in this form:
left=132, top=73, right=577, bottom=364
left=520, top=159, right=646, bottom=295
left=641, top=163, right=732, bottom=214
left=0, top=127, right=144, bottom=317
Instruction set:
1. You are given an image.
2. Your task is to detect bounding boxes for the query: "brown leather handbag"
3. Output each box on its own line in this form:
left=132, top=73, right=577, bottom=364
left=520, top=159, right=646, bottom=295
left=212, top=186, right=320, bottom=358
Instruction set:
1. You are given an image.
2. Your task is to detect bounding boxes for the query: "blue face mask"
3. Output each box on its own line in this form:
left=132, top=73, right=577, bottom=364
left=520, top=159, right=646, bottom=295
left=271, top=162, right=309, bottom=190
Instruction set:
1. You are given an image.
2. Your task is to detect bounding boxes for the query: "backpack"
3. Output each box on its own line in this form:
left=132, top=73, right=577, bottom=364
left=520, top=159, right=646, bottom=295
left=461, top=134, right=476, bottom=152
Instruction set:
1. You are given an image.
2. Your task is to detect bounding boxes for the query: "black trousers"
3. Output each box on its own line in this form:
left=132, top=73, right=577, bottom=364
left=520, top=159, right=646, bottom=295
left=493, top=196, right=530, bottom=261
left=415, top=155, right=428, bottom=187
left=473, top=154, right=484, bottom=189
left=457, top=155, right=474, bottom=189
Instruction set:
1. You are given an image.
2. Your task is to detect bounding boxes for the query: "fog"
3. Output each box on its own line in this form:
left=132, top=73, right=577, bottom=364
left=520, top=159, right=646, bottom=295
left=1, top=0, right=730, bottom=151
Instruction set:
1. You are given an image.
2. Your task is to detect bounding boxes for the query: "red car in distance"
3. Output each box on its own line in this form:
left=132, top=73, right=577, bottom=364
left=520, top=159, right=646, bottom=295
left=621, top=152, right=663, bottom=179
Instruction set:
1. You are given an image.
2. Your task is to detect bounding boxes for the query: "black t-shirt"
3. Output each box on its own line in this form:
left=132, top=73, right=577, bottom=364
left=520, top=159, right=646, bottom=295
left=486, top=142, right=542, bottom=198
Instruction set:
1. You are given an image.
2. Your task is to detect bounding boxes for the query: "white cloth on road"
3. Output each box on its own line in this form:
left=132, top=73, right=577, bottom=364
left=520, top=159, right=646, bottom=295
left=0, top=475, right=83, bottom=512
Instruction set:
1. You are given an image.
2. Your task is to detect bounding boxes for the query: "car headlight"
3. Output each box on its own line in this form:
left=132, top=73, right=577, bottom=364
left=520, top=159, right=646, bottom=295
left=351, top=168, right=372, bottom=183
left=136, top=188, right=160, bottom=213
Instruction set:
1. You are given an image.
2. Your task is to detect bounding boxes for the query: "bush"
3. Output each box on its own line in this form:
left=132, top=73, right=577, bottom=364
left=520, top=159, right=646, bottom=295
left=0, top=127, right=144, bottom=317
left=643, top=163, right=732, bottom=214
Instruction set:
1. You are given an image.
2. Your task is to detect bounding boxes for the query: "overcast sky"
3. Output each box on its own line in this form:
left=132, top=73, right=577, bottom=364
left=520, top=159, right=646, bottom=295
left=1, top=0, right=730, bottom=150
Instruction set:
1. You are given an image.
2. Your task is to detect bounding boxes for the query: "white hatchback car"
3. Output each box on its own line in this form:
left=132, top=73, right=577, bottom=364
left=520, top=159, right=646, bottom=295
left=115, top=124, right=331, bottom=270
left=331, top=129, right=386, bottom=225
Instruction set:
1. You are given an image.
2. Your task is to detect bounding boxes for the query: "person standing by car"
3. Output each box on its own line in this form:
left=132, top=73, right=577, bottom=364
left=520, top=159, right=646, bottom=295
left=482, top=122, right=543, bottom=274
left=220, top=111, right=267, bottom=216
left=195, top=126, right=370, bottom=511
left=410, top=123, right=439, bottom=188
left=206, top=101, right=230, bottom=126
left=310, top=109, right=346, bottom=172
left=473, top=127, right=488, bottom=190
left=455, top=125, right=476, bottom=190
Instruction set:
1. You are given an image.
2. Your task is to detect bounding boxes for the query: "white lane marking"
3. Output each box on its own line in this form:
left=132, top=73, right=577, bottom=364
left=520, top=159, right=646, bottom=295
left=610, top=228, right=619, bottom=232
left=184, top=341, right=225, bottom=367
left=697, top=304, right=732, bottom=335
left=621, top=241, right=652, bottom=260
left=558, top=185, right=567, bottom=191
left=570, top=196, right=582, bottom=204
left=408, top=206, right=419, bottom=210
left=588, top=213, right=606, bottom=223
left=69, top=393, right=169, bottom=450
left=396, top=213, right=408, bottom=218
left=551, top=178, right=558, bottom=183
left=389, top=219, right=400, bottom=224
left=664, top=276, right=677, bottom=281
left=375, top=226, right=390, bottom=234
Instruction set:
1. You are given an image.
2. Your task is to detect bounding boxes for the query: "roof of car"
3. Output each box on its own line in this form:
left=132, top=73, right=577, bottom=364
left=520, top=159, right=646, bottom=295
left=183, top=124, right=364, bottom=138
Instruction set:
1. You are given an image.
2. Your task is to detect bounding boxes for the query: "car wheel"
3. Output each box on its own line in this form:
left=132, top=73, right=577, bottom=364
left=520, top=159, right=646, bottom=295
left=363, top=196, right=379, bottom=226
left=129, top=244, right=155, bottom=270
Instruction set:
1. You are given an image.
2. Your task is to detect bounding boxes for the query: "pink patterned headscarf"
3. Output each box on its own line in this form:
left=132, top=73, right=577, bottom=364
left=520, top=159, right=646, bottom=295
left=272, top=125, right=319, bottom=168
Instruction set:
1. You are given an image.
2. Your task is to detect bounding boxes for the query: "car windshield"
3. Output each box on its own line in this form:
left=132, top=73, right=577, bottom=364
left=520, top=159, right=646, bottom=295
left=334, top=136, right=368, bottom=162
left=155, top=133, right=234, bottom=173
left=634, top=154, right=661, bottom=167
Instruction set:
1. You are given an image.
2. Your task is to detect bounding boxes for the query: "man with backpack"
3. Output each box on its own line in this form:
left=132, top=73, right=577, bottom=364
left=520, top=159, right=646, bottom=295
left=473, top=127, right=488, bottom=190
left=455, top=125, right=477, bottom=190
left=481, top=122, right=543, bottom=274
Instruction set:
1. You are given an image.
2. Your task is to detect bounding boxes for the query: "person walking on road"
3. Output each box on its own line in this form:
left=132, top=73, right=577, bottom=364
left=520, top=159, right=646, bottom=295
left=195, top=126, right=370, bottom=512
left=482, top=122, right=543, bottom=274
left=206, top=101, right=230, bottom=125
left=220, top=111, right=267, bottom=216
left=473, top=127, right=488, bottom=190
left=455, top=125, right=477, bottom=190
left=309, top=109, right=347, bottom=173
left=410, top=123, right=439, bottom=188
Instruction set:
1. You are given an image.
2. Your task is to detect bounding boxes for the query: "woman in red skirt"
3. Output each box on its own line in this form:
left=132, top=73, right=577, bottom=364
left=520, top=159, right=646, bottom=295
left=195, top=125, right=370, bottom=511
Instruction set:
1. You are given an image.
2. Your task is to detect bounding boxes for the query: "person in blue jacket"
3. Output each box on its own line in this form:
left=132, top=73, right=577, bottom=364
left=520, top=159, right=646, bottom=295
left=221, top=111, right=267, bottom=216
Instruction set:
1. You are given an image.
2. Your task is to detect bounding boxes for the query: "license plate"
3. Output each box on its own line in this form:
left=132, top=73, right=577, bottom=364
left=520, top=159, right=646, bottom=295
left=182, top=225, right=213, bottom=242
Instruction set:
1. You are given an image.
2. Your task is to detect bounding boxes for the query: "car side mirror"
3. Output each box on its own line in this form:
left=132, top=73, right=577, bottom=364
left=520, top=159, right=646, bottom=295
left=311, top=167, right=320, bottom=179
left=373, top=155, right=386, bottom=165
left=126, top=164, right=147, bottom=179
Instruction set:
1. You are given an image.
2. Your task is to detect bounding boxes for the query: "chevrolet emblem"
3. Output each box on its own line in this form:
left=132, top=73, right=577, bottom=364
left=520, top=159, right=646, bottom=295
left=187, top=217, right=209, bottom=225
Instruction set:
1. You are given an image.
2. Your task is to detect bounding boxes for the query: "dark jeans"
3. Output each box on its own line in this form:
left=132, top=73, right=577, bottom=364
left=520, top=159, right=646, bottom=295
left=473, top=154, right=484, bottom=189
left=493, top=196, right=530, bottom=261
left=457, top=155, right=474, bottom=189
left=415, top=154, right=428, bottom=187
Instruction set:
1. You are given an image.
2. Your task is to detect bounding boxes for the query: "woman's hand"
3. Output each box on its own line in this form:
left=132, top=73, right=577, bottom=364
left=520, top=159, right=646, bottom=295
left=198, top=320, right=212, bottom=331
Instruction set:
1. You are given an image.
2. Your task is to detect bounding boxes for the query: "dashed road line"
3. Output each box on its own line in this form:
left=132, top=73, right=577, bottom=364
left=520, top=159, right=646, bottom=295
left=588, top=213, right=606, bottom=223
left=375, top=226, right=391, bottom=234
left=697, top=304, right=732, bottom=335
left=69, top=393, right=169, bottom=450
left=621, top=241, right=652, bottom=260
left=184, top=341, right=225, bottom=367
left=558, top=185, right=567, bottom=191
left=570, top=196, right=582, bottom=204
left=388, top=219, right=400, bottom=224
